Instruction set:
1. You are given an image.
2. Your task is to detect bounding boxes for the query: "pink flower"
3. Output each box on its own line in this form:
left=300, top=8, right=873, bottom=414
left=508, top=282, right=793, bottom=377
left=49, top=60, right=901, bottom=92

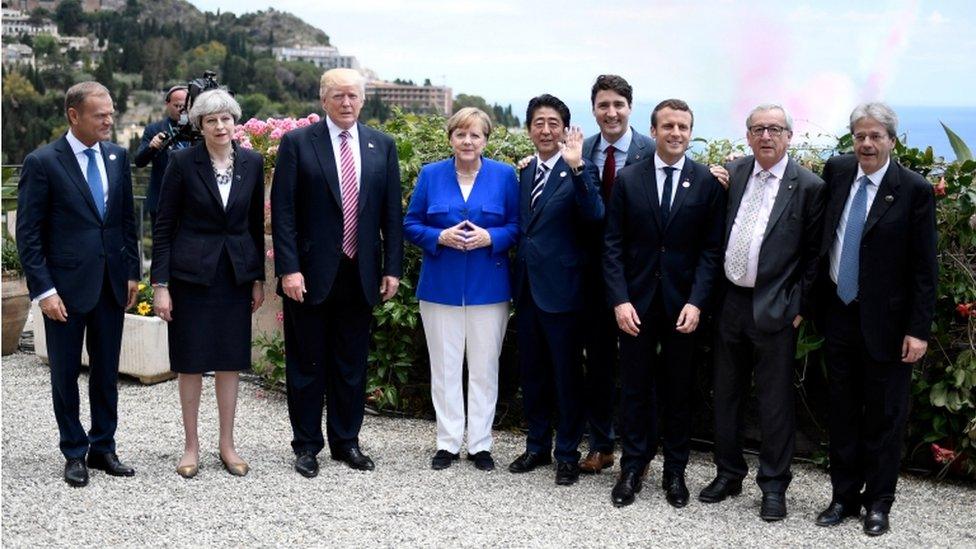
left=307, top=113, right=320, bottom=123
left=931, top=443, right=957, bottom=464
left=265, top=248, right=274, bottom=259
left=269, top=128, right=285, bottom=140
left=243, top=118, right=269, bottom=136
left=238, top=137, right=253, bottom=149
left=933, top=177, right=947, bottom=197
left=296, top=117, right=311, bottom=128
left=264, top=199, right=271, bottom=213
left=275, top=311, right=284, bottom=324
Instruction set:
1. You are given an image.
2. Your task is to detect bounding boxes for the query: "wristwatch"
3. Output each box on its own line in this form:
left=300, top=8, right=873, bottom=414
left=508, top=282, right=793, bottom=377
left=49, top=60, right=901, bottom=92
left=571, top=161, right=586, bottom=176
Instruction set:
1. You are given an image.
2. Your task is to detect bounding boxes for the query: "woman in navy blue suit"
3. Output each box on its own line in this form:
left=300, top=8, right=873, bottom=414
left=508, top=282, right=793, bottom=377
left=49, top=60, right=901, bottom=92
left=151, top=90, right=265, bottom=478
left=404, top=108, right=519, bottom=471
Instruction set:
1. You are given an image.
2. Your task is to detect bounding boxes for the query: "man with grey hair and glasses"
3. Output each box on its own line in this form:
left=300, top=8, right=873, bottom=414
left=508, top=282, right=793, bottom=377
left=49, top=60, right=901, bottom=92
left=814, top=102, right=936, bottom=536
left=700, top=104, right=825, bottom=522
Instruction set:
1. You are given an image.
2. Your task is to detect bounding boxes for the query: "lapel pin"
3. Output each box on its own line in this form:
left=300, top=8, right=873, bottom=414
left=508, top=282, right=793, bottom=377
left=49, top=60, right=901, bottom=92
left=368, top=142, right=375, bottom=149
left=788, top=185, right=794, bottom=190
left=885, top=195, right=894, bottom=202
left=108, top=154, right=117, bottom=161
left=635, top=154, right=641, bottom=160
left=559, top=171, right=567, bottom=178
left=682, top=181, right=690, bottom=188
left=235, top=174, right=241, bottom=180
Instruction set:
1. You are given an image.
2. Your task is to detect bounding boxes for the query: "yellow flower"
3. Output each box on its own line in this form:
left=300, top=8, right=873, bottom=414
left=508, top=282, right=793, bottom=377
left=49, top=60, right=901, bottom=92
left=138, top=282, right=146, bottom=291
left=137, top=302, right=152, bottom=316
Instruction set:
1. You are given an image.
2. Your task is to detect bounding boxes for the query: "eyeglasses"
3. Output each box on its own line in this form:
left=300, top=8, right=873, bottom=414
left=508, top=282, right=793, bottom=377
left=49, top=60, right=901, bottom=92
left=749, top=125, right=787, bottom=137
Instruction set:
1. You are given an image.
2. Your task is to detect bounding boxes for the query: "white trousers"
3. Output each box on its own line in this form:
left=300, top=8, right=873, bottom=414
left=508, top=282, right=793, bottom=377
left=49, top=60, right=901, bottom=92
left=419, top=300, right=509, bottom=454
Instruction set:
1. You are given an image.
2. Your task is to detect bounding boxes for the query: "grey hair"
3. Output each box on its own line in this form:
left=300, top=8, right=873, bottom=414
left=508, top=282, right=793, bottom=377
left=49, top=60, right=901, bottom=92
left=188, top=89, right=242, bottom=129
left=746, top=103, right=793, bottom=131
left=64, top=81, right=111, bottom=119
left=849, top=102, right=898, bottom=138
left=319, top=68, right=366, bottom=100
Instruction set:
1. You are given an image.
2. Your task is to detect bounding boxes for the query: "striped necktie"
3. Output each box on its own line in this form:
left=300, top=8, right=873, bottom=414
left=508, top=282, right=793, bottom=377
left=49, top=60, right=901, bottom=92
left=338, top=130, right=359, bottom=258
left=530, top=162, right=550, bottom=209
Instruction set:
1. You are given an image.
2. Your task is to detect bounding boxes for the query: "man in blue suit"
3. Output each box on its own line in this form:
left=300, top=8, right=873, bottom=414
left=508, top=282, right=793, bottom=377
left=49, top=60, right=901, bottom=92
left=578, top=75, right=655, bottom=474
left=508, top=95, right=604, bottom=486
left=272, top=68, right=403, bottom=476
left=134, top=85, right=190, bottom=227
left=604, top=99, right=726, bottom=508
left=17, top=81, right=140, bottom=487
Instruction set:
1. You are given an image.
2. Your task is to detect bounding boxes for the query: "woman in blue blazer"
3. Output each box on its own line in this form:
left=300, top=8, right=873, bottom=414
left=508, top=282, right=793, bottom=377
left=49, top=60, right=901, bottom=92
left=404, top=108, right=519, bottom=471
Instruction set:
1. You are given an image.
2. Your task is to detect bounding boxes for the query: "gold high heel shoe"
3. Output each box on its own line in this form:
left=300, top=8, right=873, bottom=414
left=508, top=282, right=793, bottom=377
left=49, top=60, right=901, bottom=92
left=176, top=461, right=199, bottom=479
left=220, top=456, right=249, bottom=477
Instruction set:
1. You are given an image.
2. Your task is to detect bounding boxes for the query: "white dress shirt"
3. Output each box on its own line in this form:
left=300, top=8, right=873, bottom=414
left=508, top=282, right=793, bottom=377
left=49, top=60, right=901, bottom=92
left=326, top=116, right=361, bottom=191
left=724, top=154, right=788, bottom=288
left=535, top=151, right=563, bottom=188
left=653, top=153, right=685, bottom=207
left=38, top=130, right=112, bottom=301
left=829, top=158, right=889, bottom=284
left=595, top=127, right=632, bottom=172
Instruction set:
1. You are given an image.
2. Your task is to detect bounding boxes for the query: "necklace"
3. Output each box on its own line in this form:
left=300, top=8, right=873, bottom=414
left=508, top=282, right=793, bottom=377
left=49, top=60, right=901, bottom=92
left=455, top=169, right=478, bottom=177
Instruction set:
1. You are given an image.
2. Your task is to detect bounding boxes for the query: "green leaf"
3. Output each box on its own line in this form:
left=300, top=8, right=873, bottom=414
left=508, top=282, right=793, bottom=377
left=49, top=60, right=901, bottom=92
left=941, top=121, right=974, bottom=162
left=931, top=383, right=948, bottom=407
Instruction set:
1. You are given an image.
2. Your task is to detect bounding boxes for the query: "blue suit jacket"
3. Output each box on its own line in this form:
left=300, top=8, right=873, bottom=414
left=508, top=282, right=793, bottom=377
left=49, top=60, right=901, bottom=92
left=603, top=156, right=726, bottom=320
left=582, top=127, right=655, bottom=168
left=16, top=135, right=140, bottom=313
left=404, top=157, right=519, bottom=306
left=271, top=120, right=404, bottom=306
left=513, top=157, right=603, bottom=313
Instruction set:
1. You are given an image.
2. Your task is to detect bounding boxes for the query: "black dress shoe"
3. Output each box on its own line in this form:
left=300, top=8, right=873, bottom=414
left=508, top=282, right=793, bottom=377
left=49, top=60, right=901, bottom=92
left=86, top=452, right=135, bottom=477
left=508, top=451, right=552, bottom=473
left=611, top=469, right=644, bottom=507
left=467, top=451, right=495, bottom=471
left=863, top=509, right=890, bottom=536
left=295, top=452, right=319, bottom=478
left=431, top=450, right=460, bottom=470
left=331, top=447, right=375, bottom=471
left=760, top=492, right=787, bottom=521
left=815, top=501, right=860, bottom=526
left=64, top=458, right=89, bottom=487
left=698, top=476, right=743, bottom=503
left=555, top=461, right=580, bottom=486
left=662, top=471, right=689, bottom=508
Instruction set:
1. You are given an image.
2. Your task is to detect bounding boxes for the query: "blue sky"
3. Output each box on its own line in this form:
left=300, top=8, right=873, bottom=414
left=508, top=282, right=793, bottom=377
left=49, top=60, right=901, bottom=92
left=191, top=0, right=975, bottom=144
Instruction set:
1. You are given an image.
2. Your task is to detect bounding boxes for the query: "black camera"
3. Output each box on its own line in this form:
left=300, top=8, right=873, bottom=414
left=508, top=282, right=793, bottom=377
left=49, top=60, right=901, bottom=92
left=160, top=71, right=226, bottom=149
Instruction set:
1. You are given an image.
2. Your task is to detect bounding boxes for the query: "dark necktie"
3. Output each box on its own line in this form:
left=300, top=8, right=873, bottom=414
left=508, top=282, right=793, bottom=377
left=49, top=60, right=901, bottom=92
left=530, top=163, right=550, bottom=209
left=601, top=145, right=616, bottom=202
left=83, top=148, right=105, bottom=219
left=661, top=166, right=676, bottom=223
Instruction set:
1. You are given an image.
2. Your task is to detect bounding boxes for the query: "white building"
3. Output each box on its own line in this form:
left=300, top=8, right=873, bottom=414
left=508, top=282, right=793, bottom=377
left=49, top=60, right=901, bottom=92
left=2, top=9, right=59, bottom=37
left=271, top=45, right=361, bottom=71
left=2, top=42, right=35, bottom=66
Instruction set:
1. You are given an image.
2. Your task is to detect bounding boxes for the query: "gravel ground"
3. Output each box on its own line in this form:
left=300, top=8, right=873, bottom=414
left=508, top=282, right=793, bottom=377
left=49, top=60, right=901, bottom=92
left=2, top=351, right=974, bottom=548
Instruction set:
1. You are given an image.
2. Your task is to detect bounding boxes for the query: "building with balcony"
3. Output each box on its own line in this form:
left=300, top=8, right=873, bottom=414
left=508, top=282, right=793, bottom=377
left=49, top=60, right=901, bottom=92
left=365, top=80, right=453, bottom=116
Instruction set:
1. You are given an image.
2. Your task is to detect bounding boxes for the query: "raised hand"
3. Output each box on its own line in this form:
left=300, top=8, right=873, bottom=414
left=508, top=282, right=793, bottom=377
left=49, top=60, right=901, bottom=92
left=559, top=126, right=585, bottom=169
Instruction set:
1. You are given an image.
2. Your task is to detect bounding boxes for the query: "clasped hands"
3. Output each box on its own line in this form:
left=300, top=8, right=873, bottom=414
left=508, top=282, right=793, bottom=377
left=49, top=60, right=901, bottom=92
left=614, top=301, right=700, bottom=336
left=438, top=220, right=492, bottom=251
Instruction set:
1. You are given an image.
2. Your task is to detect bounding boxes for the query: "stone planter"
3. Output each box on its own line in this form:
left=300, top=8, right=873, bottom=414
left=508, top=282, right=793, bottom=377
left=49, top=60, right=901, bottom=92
left=32, top=303, right=176, bottom=384
left=2, top=274, right=30, bottom=355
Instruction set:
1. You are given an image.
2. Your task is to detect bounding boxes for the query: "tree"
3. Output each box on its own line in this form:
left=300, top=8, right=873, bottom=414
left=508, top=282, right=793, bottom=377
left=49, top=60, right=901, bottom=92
left=54, top=0, right=85, bottom=36
left=361, top=91, right=390, bottom=123
left=184, top=41, right=228, bottom=79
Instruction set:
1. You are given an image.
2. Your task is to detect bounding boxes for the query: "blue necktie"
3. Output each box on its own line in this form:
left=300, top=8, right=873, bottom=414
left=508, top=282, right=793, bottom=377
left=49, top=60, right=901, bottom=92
left=836, top=176, right=869, bottom=304
left=661, top=166, right=676, bottom=223
left=83, top=148, right=105, bottom=219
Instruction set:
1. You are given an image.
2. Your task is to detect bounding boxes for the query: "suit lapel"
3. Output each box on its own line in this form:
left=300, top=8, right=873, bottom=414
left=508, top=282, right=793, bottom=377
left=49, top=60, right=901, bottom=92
left=529, top=157, right=566, bottom=227
left=54, top=137, right=102, bottom=221
left=311, top=120, right=343, bottom=210
left=519, top=159, right=535, bottom=228
left=225, top=145, right=248, bottom=213
left=762, top=159, right=798, bottom=241
left=639, top=160, right=662, bottom=230
left=625, top=129, right=648, bottom=165
left=663, top=157, right=693, bottom=232
left=724, top=159, right=752, bottom=244
left=100, top=143, right=120, bottom=219
left=356, top=123, right=375, bottom=216
left=864, top=162, right=900, bottom=235
left=825, top=162, right=856, bottom=239
left=194, top=144, right=225, bottom=212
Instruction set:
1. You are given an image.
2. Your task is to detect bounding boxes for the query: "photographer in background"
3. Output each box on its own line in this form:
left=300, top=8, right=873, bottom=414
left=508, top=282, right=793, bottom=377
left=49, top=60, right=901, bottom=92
left=135, top=85, right=191, bottom=228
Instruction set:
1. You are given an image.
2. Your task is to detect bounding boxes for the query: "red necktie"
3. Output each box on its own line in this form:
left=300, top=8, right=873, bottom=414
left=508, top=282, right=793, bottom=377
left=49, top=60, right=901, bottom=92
left=338, top=130, right=358, bottom=258
left=601, top=145, right=616, bottom=202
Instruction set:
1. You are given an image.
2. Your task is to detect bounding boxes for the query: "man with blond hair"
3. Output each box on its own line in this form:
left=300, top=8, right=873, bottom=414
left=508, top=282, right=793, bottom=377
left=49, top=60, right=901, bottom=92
left=272, top=68, right=404, bottom=476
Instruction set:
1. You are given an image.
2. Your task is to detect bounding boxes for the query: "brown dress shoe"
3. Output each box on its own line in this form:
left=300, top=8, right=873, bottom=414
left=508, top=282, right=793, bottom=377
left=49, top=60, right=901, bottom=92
left=579, top=451, right=614, bottom=474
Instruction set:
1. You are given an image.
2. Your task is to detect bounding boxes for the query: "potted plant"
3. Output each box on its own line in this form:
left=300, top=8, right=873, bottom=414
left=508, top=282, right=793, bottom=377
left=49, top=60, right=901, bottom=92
left=2, top=234, right=29, bottom=355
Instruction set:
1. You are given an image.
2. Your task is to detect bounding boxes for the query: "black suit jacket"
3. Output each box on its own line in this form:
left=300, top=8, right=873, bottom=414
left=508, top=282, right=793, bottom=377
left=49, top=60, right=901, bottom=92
left=151, top=143, right=265, bottom=286
left=134, top=118, right=190, bottom=214
left=16, top=135, right=140, bottom=313
left=513, top=157, right=604, bottom=314
left=723, top=156, right=825, bottom=332
left=819, top=154, right=937, bottom=362
left=271, top=120, right=403, bottom=306
left=603, top=156, right=726, bottom=320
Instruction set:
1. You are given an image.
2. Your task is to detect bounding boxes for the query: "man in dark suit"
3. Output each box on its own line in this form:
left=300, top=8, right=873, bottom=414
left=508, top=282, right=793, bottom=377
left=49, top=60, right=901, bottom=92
left=272, top=68, right=403, bottom=476
left=699, top=104, right=826, bottom=522
left=134, top=85, right=190, bottom=227
left=604, top=99, right=726, bottom=507
left=16, top=81, right=140, bottom=487
left=578, top=74, right=655, bottom=474
left=508, top=94, right=604, bottom=486
left=814, top=102, right=937, bottom=536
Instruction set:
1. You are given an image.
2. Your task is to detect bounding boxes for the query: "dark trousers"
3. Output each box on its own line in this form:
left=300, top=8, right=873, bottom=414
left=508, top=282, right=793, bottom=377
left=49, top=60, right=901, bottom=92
left=823, top=294, right=912, bottom=512
left=581, top=266, right=619, bottom=453
left=284, top=257, right=372, bottom=456
left=618, top=296, right=696, bottom=474
left=712, top=285, right=796, bottom=494
left=516, top=286, right=585, bottom=463
left=44, top=273, right=124, bottom=459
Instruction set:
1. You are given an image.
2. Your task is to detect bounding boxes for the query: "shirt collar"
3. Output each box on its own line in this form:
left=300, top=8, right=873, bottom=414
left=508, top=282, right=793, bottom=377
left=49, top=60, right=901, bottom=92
left=653, top=152, right=685, bottom=173
left=752, top=154, right=789, bottom=182
left=325, top=116, right=359, bottom=142
left=856, top=157, right=890, bottom=187
left=600, top=126, right=633, bottom=154
left=66, top=129, right=100, bottom=156
left=537, top=151, right=562, bottom=171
